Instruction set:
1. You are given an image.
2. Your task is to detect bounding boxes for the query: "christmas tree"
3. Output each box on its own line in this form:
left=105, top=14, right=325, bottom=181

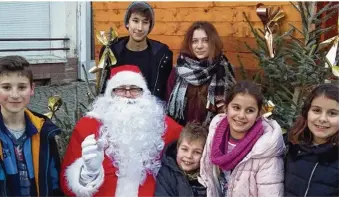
left=242, top=2, right=339, bottom=130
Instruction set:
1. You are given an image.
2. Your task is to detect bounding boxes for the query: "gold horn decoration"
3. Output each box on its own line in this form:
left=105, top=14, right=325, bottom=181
left=256, top=3, right=285, bottom=58
left=89, top=28, right=118, bottom=74
left=256, top=3, right=269, bottom=27
left=88, top=27, right=118, bottom=93
left=262, top=100, right=275, bottom=118
left=321, top=16, right=339, bottom=78
left=44, top=95, right=63, bottom=119
left=324, top=36, right=339, bottom=77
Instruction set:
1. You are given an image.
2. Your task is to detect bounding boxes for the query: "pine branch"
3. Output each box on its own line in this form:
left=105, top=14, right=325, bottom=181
left=290, top=1, right=300, bottom=13
left=275, top=28, right=295, bottom=43
left=237, top=55, right=249, bottom=80
left=243, top=12, right=266, bottom=42
left=314, top=9, right=338, bottom=25
left=288, top=23, right=304, bottom=36
left=308, top=27, right=333, bottom=41
left=316, top=2, right=339, bottom=18
left=244, top=42, right=261, bottom=57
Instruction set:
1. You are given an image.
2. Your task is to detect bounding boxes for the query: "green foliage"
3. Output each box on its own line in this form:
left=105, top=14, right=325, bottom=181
left=54, top=100, right=85, bottom=158
left=52, top=65, right=98, bottom=158
left=242, top=2, right=339, bottom=130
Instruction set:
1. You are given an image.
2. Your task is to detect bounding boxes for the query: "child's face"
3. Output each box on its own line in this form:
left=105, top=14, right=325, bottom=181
left=226, top=93, right=259, bottom=139
left=176, top=138, right=204, bottom=173
left=307, top=95, right=339, bottom=144
left=0, top=72, right=34, bottom=115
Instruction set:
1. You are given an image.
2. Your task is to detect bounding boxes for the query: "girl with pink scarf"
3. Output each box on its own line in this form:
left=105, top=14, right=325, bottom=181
left=199, top=81, right=285, bottom=197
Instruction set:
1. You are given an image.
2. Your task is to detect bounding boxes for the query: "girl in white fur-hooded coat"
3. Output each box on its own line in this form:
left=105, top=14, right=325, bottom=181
left=199, top=80, right=285, bottom=197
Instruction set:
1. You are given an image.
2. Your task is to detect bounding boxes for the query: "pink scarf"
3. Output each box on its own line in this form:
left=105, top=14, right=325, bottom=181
left=211, top=117, right=264, bottom=171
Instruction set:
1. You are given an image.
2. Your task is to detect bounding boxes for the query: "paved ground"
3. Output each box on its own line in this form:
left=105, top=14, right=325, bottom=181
left=28, top=81, right=96, bottom=122
left=28, top=81, right=98, bottom=156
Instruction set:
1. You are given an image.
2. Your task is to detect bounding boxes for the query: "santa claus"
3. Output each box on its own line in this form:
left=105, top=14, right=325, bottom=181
left=60, top=65, right=182, bottom=197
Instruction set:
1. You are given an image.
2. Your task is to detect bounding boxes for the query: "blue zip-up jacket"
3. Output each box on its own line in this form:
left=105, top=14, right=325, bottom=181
left=0, top=108, right=63, bottom=196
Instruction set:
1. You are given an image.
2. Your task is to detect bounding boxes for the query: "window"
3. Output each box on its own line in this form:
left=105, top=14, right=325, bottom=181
left=0, top=2, right=76, bottom=63
left=0, top=2, right=51, bottom=56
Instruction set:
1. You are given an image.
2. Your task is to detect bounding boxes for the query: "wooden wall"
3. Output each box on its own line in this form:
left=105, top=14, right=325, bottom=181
left=92, top=1, right=302, bottom=78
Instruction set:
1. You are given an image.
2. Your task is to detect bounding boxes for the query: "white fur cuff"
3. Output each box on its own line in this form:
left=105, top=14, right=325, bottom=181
left=65, top=158, right=105, bottom=197
left=86, top=112, right=101, bottom=120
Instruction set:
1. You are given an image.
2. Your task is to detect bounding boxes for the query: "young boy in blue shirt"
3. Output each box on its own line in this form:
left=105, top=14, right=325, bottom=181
left=0, top=56, right=63, bottom=196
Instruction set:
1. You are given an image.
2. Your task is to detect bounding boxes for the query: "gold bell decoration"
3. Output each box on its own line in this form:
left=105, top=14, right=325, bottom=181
left=89, top=27, right=118, bottom=93
left=320, top=18, right=339, bottom=79
left=262, top=100, right=275, bottom=118
left=44, top=95, right=63, bottom=119
left=256, top=3, right=285, bottom=58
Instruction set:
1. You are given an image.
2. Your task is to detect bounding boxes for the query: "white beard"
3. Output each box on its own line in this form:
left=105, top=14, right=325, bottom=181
left=87, top=93, right=166, bottom=197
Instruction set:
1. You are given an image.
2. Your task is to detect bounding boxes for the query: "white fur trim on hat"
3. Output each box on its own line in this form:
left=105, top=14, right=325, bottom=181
left=104, top=71, right=149, bottom=97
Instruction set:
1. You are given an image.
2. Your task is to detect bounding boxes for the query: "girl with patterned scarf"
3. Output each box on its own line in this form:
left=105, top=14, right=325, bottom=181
left=167, top=21, right=236, bottom=126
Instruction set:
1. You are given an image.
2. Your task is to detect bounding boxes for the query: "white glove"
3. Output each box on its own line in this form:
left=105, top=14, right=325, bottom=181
left=81, top=134, right=105, bottom=175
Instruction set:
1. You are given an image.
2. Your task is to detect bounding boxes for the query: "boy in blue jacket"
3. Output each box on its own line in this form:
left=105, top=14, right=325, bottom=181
left=0, top=56, right=63, bottom=196
left=155, top=122, right=207, bottom=197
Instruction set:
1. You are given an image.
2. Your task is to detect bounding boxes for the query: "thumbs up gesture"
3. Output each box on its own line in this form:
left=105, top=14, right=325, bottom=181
left=81, top=134, right=105, bottom=174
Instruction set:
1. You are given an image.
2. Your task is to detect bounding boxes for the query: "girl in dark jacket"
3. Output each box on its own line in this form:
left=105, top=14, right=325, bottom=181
left=167, top=21, right=236, bottom=126
left=284, top=83, right=339, bottom=197
left=155, top=122, right=208, bottom=197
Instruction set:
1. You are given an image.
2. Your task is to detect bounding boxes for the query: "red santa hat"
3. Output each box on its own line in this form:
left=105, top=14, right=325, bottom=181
left=104, top=65, right=149, bottom=97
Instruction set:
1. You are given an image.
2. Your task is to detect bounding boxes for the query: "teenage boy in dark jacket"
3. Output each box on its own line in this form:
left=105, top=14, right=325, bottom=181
left=0, top=56, right=63, bottom=196
left=155, top=122, right=207, bottom=197
left=99, top=1, right=173, bottom=101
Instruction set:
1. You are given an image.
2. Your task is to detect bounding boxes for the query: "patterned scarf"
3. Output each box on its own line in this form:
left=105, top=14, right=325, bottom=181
left=167, top=53, right=235, bottom=124
left=211, top=117, right=264, bottom=171
left=184, top=169, right=200, bottom=181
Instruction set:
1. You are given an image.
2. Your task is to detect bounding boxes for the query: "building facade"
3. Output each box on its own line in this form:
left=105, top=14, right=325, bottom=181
left=0, top=2, right=94, bottom=85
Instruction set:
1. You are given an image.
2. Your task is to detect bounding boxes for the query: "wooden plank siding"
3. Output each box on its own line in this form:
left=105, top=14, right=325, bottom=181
left=92, top=1, right=302, bottom=79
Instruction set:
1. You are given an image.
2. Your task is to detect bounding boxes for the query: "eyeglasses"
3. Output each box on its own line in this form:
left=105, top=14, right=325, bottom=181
left=112, top=87, right=143, bottom=96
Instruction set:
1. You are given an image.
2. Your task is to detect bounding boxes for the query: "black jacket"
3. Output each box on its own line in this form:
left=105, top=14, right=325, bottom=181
left=284, top=142, right=339, bottom=197
left=155, top=141, right=206, bottom=197
left=99, top=36, right=173, bottom=101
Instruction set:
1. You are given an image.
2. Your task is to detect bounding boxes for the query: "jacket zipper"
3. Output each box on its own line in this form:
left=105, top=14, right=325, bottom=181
left=3, top=175, right=6, bottom=197
left=22, top=139, right=31, bottom=195
left=152, top=54, right=166, bottom=95
left=44, top=128, right=60, bottom=196
left=179, top=171, right=194, bottom=197
left=303, top=162, right=319, bottom=197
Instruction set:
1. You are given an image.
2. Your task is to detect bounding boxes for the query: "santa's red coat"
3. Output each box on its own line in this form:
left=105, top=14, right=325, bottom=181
left=60, top=116, right=182, bottom=196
